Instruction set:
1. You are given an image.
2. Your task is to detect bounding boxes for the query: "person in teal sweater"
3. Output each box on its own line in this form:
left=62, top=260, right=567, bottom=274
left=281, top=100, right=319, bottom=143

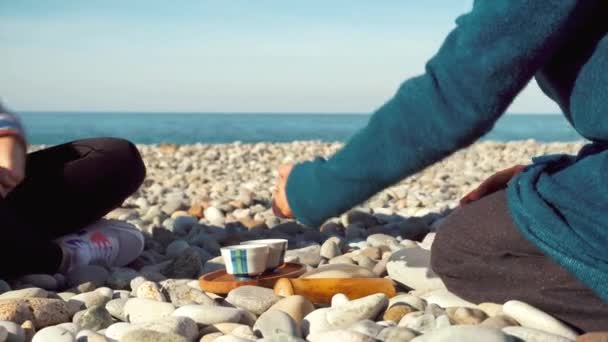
left=273, top=0, right=608, bottom=332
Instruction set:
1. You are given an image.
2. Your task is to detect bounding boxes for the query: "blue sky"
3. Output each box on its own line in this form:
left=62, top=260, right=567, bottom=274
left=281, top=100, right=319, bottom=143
left=1, top=0, right=560, bottom=113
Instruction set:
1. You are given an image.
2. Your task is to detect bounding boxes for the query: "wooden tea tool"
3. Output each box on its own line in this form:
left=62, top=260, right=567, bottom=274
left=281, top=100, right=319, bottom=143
left=273, top=277, right=396, bottom=304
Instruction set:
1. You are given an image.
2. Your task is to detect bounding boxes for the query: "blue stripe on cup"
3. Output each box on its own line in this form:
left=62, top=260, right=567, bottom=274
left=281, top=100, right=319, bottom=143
left=231, top=249, right=249, bottom=275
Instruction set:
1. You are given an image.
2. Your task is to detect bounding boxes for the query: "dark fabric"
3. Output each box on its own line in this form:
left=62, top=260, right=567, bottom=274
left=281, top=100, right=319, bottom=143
left=431, top=190, right=608, bottom=333
left=0, top=138, right=146, bottom=277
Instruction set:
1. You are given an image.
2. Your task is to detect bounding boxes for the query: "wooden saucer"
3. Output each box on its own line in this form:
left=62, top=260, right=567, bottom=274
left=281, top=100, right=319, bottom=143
left=199, top=262, right=307, bottom=294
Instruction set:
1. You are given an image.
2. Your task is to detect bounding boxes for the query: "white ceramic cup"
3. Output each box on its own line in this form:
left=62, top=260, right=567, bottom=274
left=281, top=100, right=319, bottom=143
left=240, top=239, right=288, bottom=270
left=220, top=244, right=269, bottom=277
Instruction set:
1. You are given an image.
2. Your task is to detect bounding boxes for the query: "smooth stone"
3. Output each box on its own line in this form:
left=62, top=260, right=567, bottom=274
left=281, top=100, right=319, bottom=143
left=105, top=322, right=131, bottom=340
left=213, top=335, right=252, bottom=342
left=308, top=329, right=375, bottom=342
left=266, top=295, right=315, bottom=326
left=302, top=308, right=332, bottom=337
left=389, top=294, right=427, bottom=311
left=225, top=325, right=257, bottom=340
left=119, top=329, right=187, bottom=342
left=330, top=293, right=350, bottom=308
left=76, top=305, right=114, bottom=331
left=0, top=321, right=25, bottom=342
left=166, top=240, right=190, bottom=259
left=436, top=314, right=452, bottom=329
left=445, top=307, right=488, bottom=325
left=320, top=240, right=341, bottom=259
left=328, top=255, right=355, bottom=265
left=422, top=289, right=476, bottom=308
left=0, top=288, right=48, bottom=300
left=200, top=323, right=250, bottom=335
left=300, top=264, right=376, bottom=279
left=66, top=265, right=110, bottom=288
left=0, top=298, right=71, bottom=328
left=411, top=325, right=516, bottom=342
left=503, top=300, right=578, bottom=340
left=75, top=329, right=108, bottom=341
left=32, top=326, right=75, bottom=342
left=204, top=207, right=225, bottom=225
left=56, top=323, right=79, bottom=336
left=129, top=277, right=147, bottom=293
left=172, top=216, right=198, bottom=235
left=226, top=286, right=280, bottom=316
left=254, top=310, right=300, bottom=338
left=172, top=305, right=243, bottom=325
left=478, top=302, right=504, bottom=317
left=161, top=280, right=216, bottom=307
left=135, top=281, right=166, bottom=302
left=349, top=320, right=385, bottom=339
left=383, top=303, right=417, bottom=322
left=106, top=298, right=129, bottom=321
left=481, top=315, right=520, bottom=330
left=107, top=317, right=199, bottom=340
left=200, top=332, right=224, bottom=342
left=386, top=247, right=446, bottom=291
left=326, top=293, right=388, bottom=328
left=377, top=326, right=418, bottom=342
left=69, top=289, right=113, bottom=310
left=367, top=234, right=398, bottom=248
left=285, top=245, right=321, bottom=267
left=123, top=298, right=175, bottom=323
left=18, top=275, right=57, bottom=291
left=399, top=312, right=437, bottom=334
left=161, top=248, right=203, bottom=279
left=503, top=326, right=574, bottom=342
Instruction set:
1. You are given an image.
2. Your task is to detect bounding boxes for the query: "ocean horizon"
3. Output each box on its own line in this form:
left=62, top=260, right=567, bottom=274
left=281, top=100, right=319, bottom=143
left=18, top=112, right=582, bottom=145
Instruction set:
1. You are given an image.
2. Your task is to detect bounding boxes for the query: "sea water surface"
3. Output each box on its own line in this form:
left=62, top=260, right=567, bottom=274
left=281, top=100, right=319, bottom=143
left=18, top=112, right=582, bottom=145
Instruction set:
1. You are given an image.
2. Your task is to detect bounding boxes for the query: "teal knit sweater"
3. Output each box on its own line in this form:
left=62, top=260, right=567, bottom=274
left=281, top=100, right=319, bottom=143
left=286, top=0, right=608, bottom=302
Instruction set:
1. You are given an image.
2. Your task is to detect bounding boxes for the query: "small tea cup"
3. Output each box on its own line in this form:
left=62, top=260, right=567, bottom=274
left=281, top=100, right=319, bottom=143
left=240, top=238, right=288, bottom=270
left=220, top=244, right=269, bottom=277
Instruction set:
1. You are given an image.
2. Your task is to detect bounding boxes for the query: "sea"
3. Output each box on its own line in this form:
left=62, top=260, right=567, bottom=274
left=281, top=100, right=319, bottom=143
left=18, top=112, right=582, bottom=145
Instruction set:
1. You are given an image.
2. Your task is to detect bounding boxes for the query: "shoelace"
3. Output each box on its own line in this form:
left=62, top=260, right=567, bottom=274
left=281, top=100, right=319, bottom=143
left=84, top=233, right=116, bottom=265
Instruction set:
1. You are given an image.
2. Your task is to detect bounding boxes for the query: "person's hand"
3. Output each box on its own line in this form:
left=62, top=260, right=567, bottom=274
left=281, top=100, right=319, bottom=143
left=272, top=164, right=294, bottom=218
left=0, top=135, right=26, bottom=198
left=460, top=164, right=526, bottom=205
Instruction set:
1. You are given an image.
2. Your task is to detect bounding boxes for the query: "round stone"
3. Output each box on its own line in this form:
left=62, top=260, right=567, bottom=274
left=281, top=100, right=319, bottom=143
left=266, top=295, right=315, bottom=326
left=75, top=305, right=114, bottom=331
left=226, top=286, right=280, bottom=316
left=32, top=326, right=75, bottom=342
left=410, top=325, right=515, bottom=341
left=502, top=300, right=578, bottom=340
left=0, top=320, right=26, bottom=342
left=300, top=264, right=376, bottom=279
left=383, top=303, right=417, bottom=322
left=172, top=305, right=243, bottom=325
left=254, top=310, right=300, bottom=338
left=502, top=326, right=573, bottom=342
left=325, top=294, right=388, bottom=328
left=446, top=307, right=488, bottom=325
left=123, top=298, right=175, bottom=324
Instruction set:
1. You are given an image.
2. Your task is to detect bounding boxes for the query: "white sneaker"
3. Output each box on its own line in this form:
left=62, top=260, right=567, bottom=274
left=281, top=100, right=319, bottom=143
left=55, top=219, right=144, bottom=272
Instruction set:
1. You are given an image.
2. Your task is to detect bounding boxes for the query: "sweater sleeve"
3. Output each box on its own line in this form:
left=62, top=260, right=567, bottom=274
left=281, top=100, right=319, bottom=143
left=286, top=0, right=595, bottom=227
left=0, top=101, right=26, bottom=146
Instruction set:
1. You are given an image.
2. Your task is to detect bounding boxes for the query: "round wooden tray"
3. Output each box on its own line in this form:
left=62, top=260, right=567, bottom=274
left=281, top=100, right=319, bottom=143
left=199, top=262, right=307, bottom=294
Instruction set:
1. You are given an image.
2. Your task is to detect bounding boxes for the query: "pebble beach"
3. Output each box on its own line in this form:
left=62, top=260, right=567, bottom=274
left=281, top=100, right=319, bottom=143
left=0, top=140, right=597, bottom=342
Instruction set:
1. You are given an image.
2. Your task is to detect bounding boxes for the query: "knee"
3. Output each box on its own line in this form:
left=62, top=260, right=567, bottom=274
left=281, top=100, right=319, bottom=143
left=92, top=137, right=146, bottom=191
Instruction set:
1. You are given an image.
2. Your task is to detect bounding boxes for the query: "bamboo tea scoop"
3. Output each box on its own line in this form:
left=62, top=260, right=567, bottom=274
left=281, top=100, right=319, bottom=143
left=273, top=277, right=396, bottom=304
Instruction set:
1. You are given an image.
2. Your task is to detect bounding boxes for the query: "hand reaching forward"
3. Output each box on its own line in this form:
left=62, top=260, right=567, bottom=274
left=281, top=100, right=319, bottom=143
left=460, top=164, right=526, bottom=205
left=0, top=135, right=26, bottom=198
left=272, top=164, right=294, bottom=218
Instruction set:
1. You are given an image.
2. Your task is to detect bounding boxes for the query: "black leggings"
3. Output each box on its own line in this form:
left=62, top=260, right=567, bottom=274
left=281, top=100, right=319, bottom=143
left=0, top=138, right=146, bottom=277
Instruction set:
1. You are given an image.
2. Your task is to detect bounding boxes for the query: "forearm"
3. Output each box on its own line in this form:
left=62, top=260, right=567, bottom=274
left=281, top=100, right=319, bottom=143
left=287, top=0, right=594, bottom=227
